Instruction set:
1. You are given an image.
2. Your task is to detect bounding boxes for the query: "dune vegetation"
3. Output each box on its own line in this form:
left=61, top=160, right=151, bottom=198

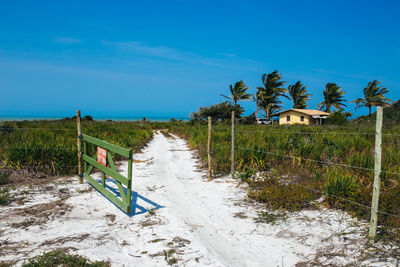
left=0, top=119, right=153, bottom=175
left=167, top=121, right=400, bottom=239
left=1, top=113, right=400, bottom=240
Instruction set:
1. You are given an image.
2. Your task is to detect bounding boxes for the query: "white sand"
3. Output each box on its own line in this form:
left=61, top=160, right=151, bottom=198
left=0, top=131, right=398, bottom=266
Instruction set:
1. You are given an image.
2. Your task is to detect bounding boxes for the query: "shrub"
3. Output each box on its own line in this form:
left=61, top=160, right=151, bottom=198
left=0, top=188, right=10, bottom=205
left=326, top=110, right=352, bottom=125
left=163, top=249, right=178, bottom=265
left=248, top=183, right=319, bottom=212
left=238, top=113, right=256, bottom=125
left=0, top=172, right=9, bottom=185
left=235, top=167, right=255, bottom=183
left=254, top=211, right=287, bottom=224
left=190, top=101, right=243, bottom=122
left=325, top=168, right=359, bottom=207
left=22, top=250, right=109, bottom=267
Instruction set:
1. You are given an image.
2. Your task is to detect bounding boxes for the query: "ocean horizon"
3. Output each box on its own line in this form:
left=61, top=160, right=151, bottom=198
left=0, top=115, right=190, bottom=122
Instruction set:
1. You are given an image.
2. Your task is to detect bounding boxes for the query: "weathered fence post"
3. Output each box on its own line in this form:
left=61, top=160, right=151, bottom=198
left=368, top=106, right=383, bottom=244
left=231, top=110, right=235, bottom=175
left=76, top=110, right=83, bottom=184
left=207, top=116, right=212, bottom=181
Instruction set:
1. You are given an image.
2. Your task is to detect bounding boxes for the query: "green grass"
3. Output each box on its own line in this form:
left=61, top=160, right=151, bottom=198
left=0, top=187, right=10, bottom=205
left=0, top=172, right=9, bottom=185
left=2, top=118, right=400, bottom=238
left=163, top=249, right=178, bottom=265
left=22, top=250, right=109, bottom=266
left=0, top=120, right=153, bottom=175
left=254, top=211, right=287, bottom=224
left=325, top=168, right=359, bottom=207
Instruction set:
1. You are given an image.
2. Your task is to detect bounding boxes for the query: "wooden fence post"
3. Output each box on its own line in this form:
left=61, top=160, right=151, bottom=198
left=231, top=110, right=235, bottom=175
left=207, top=116, right=212, bottom=181
left=76, top=110, right=83, bottom=184
left=368, top=106, right=383, bottom=244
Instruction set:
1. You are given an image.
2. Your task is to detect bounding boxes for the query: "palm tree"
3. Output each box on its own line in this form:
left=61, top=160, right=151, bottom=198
left=288, top=81, right=311, bottom=109
left=256, top=71, right=288, bottom=119
left=221, top=80, right=251, bottom=106
left=351, top=80, right=392, bottom=116
left=252, top=94, right=261, bottom=122
left=317, top=83, right=346, bottom=113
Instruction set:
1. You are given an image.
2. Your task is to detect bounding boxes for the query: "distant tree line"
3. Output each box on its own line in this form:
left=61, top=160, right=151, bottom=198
left=191, top=70, right=392, bottom=123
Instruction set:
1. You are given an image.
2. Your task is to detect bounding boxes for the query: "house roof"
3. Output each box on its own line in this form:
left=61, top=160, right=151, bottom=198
left=272, top=109, right=331, bottom=116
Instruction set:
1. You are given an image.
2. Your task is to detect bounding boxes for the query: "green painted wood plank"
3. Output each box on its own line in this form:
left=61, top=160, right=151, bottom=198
left=83, top=134, right=131, bottom=157
left=127, top=154, right=133, bottom=213
left=83, top=173, right=129, bottom=213
left=107, top=152, right=117, bottom=171
left=83, top=141, right=87, bottom=173
left=83, top=154, right=129, bottom=185
left=87, top=165, right=93, bottom=176
left=115, top=180, right=127, bottom=203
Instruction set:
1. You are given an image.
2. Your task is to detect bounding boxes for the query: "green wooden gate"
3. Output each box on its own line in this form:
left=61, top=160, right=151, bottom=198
left=81, top=134, right=133, bottom=214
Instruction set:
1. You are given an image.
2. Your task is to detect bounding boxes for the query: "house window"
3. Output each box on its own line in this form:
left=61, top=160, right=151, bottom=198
left=287, top=116, right=290, bottom=122
left=300, top=116, right=304, bottom=122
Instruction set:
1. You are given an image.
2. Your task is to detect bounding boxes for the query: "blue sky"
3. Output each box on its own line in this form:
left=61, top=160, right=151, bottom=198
left=0, top=0, right=399, bottom=119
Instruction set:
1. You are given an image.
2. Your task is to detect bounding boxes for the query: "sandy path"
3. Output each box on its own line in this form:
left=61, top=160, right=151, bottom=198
left=143, top=132, right=259, bottom=266
left=0, top=131, right=397, bottom=266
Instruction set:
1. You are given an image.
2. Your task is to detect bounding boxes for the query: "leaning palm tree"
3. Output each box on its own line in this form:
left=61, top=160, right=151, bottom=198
left=317, top=83, right=346, bottom=113
left=221, top=80, right=251, bottom=106
left=288, top=81, right=311, bottom=109
left=252, top=94, right=261, bottom=121
left=351, top=80, right=392, bottom=116
left=256, top=71, right=288, bottom=119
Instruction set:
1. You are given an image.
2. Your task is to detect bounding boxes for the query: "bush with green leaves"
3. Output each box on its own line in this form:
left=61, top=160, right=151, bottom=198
left=190, top=101, right=243, bottom=122
left=22, top=250, right=109, bottom=267
left=326, top=110, right=352, bottom=125
left=248, top=181, right=319, bottom=212
left=0, top=188, right=10, bottom=205
left=324, top=168, right=359, bottom=207
left=0, top=172, right=9, bottom=185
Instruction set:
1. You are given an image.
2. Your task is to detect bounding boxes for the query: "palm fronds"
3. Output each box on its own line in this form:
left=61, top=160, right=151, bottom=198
left=288, top=81, right=311, bottom=109
left=351, top=80, right=392, bottom=116
left=318, top=83, right=346, bottom=113
left=221, top=81, right=251, bottom=105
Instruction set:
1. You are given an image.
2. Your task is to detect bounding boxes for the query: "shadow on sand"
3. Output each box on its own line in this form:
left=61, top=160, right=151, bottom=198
left=89, top=179, right=164, bottom=216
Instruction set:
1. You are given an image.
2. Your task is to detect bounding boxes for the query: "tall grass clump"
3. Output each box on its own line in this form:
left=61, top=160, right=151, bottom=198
left=324, top=168, right=359, bottom=207
left=0, top=187, right=10, bottom=205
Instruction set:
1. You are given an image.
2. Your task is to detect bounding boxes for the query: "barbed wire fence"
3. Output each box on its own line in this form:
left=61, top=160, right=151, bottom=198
left=1, top=112, right=400, bottom=244
left=205, top=107, right=400, bottom=244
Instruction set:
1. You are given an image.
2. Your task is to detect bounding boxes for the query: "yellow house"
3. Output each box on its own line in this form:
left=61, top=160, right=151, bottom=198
left=272, top=109, right=330, bottom=125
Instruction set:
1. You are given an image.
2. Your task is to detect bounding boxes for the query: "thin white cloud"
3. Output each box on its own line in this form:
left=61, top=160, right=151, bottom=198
left=216, top=52, right=237, bottom=58
left=0, top=58, right=221, bottom=88
left=53, top=37, right=82, bottom=44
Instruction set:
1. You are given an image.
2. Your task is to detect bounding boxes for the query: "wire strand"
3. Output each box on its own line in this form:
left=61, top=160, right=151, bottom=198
left=1, top=165, right=79, bottom=168
left=234, top=145, right=399, bottom=176
left=250, top=171, right=400, bottom=220
left=0, top=127, right=75, bottom=132
left=235, top=129, right=400, bottom=137
left=293, top=184, right=400, bottom=220
left=1, top=147, right=77, bottom=150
